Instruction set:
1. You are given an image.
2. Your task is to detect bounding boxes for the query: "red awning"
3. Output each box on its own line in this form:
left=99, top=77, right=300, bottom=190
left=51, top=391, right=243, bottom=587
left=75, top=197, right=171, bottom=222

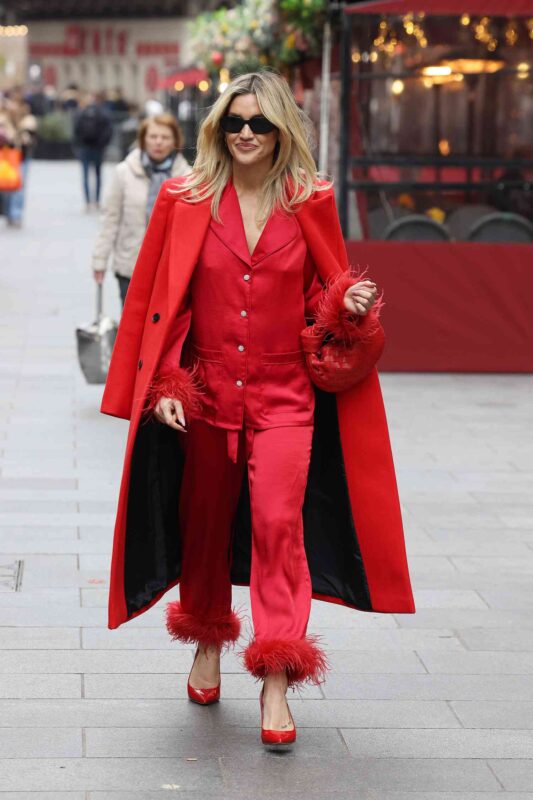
left=346, top=0, right=533, bottom=15
left=158, top=67, right=208, bottom=90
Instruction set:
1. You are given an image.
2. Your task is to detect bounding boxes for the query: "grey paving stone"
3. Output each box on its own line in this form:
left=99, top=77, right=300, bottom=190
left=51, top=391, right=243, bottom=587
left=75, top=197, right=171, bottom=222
left=450, top=556, right=533, bottom=575
left=85, top=725, right=344, bottom=758
left=0, top=466, right=76, bottom=481
left=1, top=554, right=77, bottom=569
left=0, top=758, right=223, bottom=792
left=341, top=727, right=533, bottom=758
left=0, top=513, right=113, bottom=528
left=308, top=603, right=398, bottom=628
left=0, top=608, right=106, bottom=627
left=321, top=673, right=533, bottom=701
left=79, top=554, right=114, bottom=571
left=0, top=527, right=77, bottom=541
left=78, top=501, right=120, bottom=514
left=84, top=794, right=533, bottom=800
left=0, top=628, right=80, bottom=649
left=414, top=572, right=533, bottom=591
left=0, top=589, right=80, bottom=608
left=82, top=628, right=176, bottom=650
left=488, top=760, right=533, bottom=791
left=431, top=526, right=533, bottom=544
left=396, top=609, right=533, bottom=630
left=363, top=795, right=533, bottom=800
left=417, top=650, right=533, bottom=674
left=2, top=499, right=77, bottom=514
left=452, top=701, right=533, bottom=729
left=0, top=699, right=219, bottom=729
left=219, top=755, right=500, bottom=792
left=80, top=589, right=108, bottom=607
left=79, top=526, right=117, bottom=539
left=325, top=650, right=426, bottom=674
left=0, top=727, right=82, bottom=757
left=411, top=589, right=488, bottom=609
left=458, top=627, right=533, bottom=652
left=0, top=674, right=81, bottom=699
left=317, top=627, right=463, bottom=651
left=84, top=672, right=321, bottom=699
left=403, top=556, right=458, bottom=576
left=448, top=470, right=533, bottom=492
left=4, top=696, right=459, bottom=730
left=0, top=538, right=108, bottom=555
left=205, top=698, right=461, bottom=729
left=479, top=588, right=533, bottom=609
left=0, top=650, right=196, bottom=674
left=0, top=794, right=85, bottom=800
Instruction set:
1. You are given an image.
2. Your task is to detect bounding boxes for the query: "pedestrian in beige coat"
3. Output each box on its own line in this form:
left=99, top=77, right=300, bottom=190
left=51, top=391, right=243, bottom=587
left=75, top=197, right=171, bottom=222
left=92, top=113, right=191, bottom=305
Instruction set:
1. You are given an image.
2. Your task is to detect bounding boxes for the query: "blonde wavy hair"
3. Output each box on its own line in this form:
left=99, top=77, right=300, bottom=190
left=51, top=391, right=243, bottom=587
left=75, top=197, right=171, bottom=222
left=171, top=68, right=332, bottom=225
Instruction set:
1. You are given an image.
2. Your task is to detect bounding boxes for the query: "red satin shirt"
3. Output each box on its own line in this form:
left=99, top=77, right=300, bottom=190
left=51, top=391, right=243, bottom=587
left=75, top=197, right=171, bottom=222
left=158, top=177, right=325, bottom=455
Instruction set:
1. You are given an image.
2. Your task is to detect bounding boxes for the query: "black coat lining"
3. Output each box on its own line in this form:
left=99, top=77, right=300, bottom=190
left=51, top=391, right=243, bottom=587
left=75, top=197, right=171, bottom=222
left=124, top=389, right=372, bottom=617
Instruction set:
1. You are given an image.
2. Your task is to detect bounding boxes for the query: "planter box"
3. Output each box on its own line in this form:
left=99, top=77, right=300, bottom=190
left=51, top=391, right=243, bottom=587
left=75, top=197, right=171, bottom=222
left=33, top=139, right=75, bottom=160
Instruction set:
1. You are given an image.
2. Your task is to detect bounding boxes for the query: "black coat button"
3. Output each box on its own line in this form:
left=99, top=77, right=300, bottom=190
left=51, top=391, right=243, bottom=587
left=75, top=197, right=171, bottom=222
left=138, top=359, right=143, bottom=370
left=152, top=313, right=160, bottom=323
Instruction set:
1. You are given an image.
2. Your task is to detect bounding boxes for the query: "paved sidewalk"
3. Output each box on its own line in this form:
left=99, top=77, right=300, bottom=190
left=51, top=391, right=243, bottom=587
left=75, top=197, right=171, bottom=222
left=1, top=161, right=533, bottom=799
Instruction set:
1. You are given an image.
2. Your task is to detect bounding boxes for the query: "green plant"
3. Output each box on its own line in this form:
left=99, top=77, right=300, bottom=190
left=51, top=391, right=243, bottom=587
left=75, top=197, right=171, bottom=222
left=37, top=112, right=71, bottom=142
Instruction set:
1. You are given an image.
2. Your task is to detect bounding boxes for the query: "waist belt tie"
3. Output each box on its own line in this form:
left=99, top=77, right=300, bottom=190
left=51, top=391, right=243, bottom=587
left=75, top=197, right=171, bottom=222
left=226, top=427, right=254, bottom=464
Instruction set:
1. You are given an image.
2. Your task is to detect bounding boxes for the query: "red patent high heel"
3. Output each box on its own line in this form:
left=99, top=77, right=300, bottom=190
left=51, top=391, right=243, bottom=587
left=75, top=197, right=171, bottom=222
left=187, top=647, right=221, bottom=705
left=259, top=685, right=296, bottom=747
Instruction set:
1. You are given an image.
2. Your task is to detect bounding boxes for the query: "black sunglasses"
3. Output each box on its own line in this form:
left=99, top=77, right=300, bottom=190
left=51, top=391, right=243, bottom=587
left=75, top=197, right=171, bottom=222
left=220, top=114, right=277, bottom=135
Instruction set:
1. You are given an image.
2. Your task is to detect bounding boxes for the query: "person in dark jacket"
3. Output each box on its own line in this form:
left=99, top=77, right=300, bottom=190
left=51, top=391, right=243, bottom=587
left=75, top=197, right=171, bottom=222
left=74, top=93, right=113, bottom=211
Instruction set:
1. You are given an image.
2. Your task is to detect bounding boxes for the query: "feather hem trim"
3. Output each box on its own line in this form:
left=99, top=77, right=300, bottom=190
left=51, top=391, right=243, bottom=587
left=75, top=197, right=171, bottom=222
left=240, top=635, right=329, bottom=687
left=165, top=601, right=242, bottom=650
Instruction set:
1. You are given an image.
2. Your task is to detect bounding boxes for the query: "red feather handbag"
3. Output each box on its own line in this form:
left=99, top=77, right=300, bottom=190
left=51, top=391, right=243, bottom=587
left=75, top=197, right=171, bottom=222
left=300, top=271, right=386, bottom=393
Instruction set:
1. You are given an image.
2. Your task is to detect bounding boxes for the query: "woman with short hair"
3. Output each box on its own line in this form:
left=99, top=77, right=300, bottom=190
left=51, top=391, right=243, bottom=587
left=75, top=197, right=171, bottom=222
left=91, top=113, right=191, bottom=305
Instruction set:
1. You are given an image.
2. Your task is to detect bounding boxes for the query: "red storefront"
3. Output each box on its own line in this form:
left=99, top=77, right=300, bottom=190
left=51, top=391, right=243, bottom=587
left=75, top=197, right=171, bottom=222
left=340, top=0, right=533, bottom=371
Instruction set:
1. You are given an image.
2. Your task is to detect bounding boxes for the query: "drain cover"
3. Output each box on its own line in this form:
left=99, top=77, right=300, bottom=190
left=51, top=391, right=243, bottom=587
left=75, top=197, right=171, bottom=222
left=0, top=560, right=24, bottom=591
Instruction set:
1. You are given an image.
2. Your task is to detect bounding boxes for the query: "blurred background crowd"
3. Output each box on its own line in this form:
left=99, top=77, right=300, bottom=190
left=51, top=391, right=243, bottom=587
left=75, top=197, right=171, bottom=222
left=1, top=0, right=532, bottom=371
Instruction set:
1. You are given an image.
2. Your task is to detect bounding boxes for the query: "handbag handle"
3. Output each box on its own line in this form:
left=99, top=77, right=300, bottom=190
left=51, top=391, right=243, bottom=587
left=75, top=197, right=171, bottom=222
left=96, top=282, right=103, bottom=323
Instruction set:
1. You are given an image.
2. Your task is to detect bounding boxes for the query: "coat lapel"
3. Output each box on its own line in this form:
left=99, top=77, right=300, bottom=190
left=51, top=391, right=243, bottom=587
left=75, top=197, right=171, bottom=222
left=167, top=192, right=212, bottom=316
left=295, top=186, right=350, bottom=280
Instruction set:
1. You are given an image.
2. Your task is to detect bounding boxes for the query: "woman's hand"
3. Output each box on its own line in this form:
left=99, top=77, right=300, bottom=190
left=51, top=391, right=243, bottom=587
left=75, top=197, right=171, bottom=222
left=93, top=269, right=105, bottom=284
left=154, top=397, right=187, bottom=432
left=343, top=279, right=378, bottom=316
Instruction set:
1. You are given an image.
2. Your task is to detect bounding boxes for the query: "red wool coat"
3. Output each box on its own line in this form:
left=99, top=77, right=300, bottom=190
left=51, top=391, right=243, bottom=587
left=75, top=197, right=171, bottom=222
left=101, top=176, right=416, bottom=630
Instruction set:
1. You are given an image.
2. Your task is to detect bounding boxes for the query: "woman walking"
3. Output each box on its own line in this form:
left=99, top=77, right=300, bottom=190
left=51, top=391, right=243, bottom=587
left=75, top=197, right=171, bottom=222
left=91, top=113, right=191, bottom=306
left=101, top=70, right=415, bottom=747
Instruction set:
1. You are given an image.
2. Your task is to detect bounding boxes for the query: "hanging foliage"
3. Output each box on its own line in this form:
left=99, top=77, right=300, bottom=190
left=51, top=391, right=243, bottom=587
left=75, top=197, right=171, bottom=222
left=187, top=0, right=327, bottom=76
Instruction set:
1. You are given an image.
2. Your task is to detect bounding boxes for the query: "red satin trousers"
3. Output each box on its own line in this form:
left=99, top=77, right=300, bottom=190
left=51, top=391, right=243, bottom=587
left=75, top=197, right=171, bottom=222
left=179, top=419, right=313, bottom=643
left=166, top=418, right=329, bottom=684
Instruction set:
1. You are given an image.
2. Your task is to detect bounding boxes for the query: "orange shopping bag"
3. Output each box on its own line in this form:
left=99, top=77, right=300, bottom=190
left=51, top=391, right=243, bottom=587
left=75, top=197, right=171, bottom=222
left=0, top=147, right=22, bottom=191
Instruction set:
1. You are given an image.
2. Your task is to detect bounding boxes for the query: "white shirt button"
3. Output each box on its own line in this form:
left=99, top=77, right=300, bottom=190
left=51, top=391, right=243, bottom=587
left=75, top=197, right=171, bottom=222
left=238, top=345, right=245, bottom=352
left=243, top=274, right=251, bottom=281
left=236, top=379, right=243, bottom=387
left=240, top=310, right=247, bottom=317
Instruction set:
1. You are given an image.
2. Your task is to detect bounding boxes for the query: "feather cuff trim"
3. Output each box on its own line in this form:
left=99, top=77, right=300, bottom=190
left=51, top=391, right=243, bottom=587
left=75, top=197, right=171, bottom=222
left=315, top=267, right=384, bottom=346
left=144, top=364, right=204, bottom=418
